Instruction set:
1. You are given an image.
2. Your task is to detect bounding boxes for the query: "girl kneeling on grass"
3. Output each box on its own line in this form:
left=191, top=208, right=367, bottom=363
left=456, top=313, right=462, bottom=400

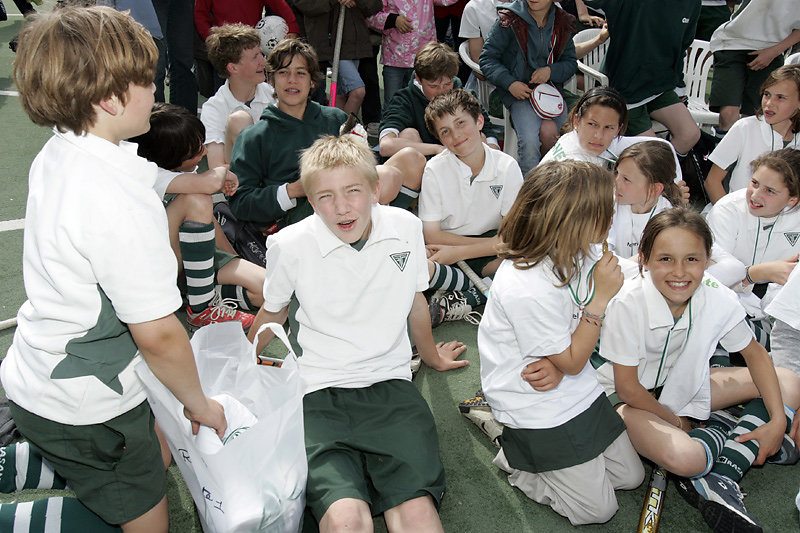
left=595, top=207, right=800, bottom=533
left=478, top=160, right=644, bottom=526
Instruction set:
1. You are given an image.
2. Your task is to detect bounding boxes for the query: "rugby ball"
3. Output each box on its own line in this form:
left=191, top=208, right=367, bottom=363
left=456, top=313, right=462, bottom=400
left=530, top=83, right=565, bottom=119
left=255, top=15, right=289, bottom=56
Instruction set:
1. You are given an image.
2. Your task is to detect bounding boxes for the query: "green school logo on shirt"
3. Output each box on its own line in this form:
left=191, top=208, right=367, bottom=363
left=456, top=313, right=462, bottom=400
left=390, top=251, right=411, bottom=271
left=489, top=185, right=503, bottom=199
left=784, top=232, right=800, bottom=247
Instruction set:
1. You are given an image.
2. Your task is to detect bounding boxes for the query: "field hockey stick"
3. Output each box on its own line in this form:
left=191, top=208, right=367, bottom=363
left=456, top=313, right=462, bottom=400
left=0, top=317, right=16, bottom=332
left=637, top=466, right=668, bottom=533
left=456, top=260, right=490, bottom=298
left=329, top=3, right=346, bottom=107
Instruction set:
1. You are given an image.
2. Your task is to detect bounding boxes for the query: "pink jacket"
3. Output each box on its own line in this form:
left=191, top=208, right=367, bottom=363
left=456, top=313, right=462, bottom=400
left=367, top=0, right=459, bottom=68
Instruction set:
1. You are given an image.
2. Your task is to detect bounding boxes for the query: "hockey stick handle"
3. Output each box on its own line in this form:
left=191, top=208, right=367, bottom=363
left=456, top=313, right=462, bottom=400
left=637, top=466, right=668, bottom=533
left=0, top=317, right=17, bottom=332
left=456, top=260, right=490, bottom=297
left=329, top=4, right=346, bottom=107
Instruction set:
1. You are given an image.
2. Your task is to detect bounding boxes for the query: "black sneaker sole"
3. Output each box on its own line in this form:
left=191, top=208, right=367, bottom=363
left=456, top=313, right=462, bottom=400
left=674, top=477, right=702, bottom=509
left=698, top=500, right=763, bottom=533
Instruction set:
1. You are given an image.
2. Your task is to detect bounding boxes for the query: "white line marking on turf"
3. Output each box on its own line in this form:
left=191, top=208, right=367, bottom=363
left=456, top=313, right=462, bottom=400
left=0, top=90, right=20, bottom=97
left=0, top=219, right=25, bottom=232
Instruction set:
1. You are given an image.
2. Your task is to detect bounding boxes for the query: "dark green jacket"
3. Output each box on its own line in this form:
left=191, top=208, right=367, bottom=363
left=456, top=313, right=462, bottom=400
left=229, top=101, right=347, bottom=227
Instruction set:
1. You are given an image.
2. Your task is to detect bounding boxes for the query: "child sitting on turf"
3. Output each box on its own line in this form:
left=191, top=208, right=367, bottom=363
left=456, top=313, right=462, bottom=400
left=1, top=7, right=226, bottom=531
left=378, top=41, right=502, bottom=158
left=229, top=38, right=425, bottom=230
left=201, top=23, right=277, bottom=170
left=131, top=102, right=266, bottom=328
left=478, top=160, right=644, bottom=525
left=595, top=207, right=800, bottom=532
left=247, top=134, right=467, bottom=531
left=419, top=89, right=523, bottom=326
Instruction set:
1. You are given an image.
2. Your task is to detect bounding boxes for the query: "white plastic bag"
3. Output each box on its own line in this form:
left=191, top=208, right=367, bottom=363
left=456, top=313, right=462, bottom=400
left=136, top=321, right=306, bottom=532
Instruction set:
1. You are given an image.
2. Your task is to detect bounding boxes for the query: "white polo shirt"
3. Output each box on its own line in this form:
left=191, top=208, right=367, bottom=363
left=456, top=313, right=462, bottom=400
left=460, top=0, right=506, bottom=40
left=1, top=131, right=182, bottom=425
left=541, top=131, right=683, bottom=181
left=608, top=195, right=674, bottom=258
left=418, top=143, right=523, bottom=236
left=262, top=204, right=428, bottom=394
left=708, top=116, right=800, bottom=194
left=200, top=80, right=277, bottom=145
left=597, top=272, right=753, bottom=419
left=708, top=188, right=800, bottom=268
left=478, top=255, right=606, bottom=429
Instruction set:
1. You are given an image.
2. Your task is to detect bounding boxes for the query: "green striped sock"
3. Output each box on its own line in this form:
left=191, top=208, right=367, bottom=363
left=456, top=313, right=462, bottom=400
left=218, top=284, right=255, bottom=312
left=430, top=263, right=470, bottom=291
left=0, top=497, right=120, bottom=532
left=179, top=221, right=216, bottom=313
left=711, top=398, right=775, bottom=482
left=389, top=186, right=419, bottom=210
left=689, top=425, right=727, bottom=476
left=0, top=443, right=66, bottom=493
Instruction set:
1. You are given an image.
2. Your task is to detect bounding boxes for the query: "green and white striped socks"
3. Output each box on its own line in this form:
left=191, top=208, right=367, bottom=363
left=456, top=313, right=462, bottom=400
left=0, top=497, right=120, bottom=532
left=0, top=442, right=65, bottom=493
left=179, top=221, right=216, bottom=313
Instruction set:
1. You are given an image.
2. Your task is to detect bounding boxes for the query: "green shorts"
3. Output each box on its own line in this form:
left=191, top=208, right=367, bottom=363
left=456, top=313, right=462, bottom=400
left=8, top=401, right=166, bottom=525
left=214, top=248, right=236, bottom=271
left=695, top=5, right=730, bottom=42
left=303, top=379, right=446, bottom=521
left=626, top=90, right=683, bottom=136
left=709, top=49, right=784, bottom=115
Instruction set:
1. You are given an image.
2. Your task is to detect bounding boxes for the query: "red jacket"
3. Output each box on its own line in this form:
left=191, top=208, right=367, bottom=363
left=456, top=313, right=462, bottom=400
left=195, top=0, right=301, bottom=41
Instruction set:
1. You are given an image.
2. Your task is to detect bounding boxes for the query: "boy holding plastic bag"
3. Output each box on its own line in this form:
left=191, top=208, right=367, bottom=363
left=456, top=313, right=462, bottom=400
left=249, top=134, right=467, bottom=531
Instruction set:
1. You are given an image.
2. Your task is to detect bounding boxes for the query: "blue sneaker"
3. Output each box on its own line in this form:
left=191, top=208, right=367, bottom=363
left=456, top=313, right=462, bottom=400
left=766, top=433, right=799, bottom=465
left=693, top=473, right=762, bottom=533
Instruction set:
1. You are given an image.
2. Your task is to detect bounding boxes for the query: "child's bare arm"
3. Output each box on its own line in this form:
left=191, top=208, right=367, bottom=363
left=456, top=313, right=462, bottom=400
left=164, top=166, right=228, bottom=195
left=614, top=364, right=684, bottom=428
left=409, top=292, right=468, bottom=371
left=705, top=164, right=728, bottom=204
left=129, top=315, right=227, bottom=437
left=379, top=132, right=445, bottom=158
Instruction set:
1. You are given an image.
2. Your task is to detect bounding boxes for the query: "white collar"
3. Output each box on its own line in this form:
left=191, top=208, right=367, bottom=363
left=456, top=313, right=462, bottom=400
left=312, top=204, right=401, bottom=257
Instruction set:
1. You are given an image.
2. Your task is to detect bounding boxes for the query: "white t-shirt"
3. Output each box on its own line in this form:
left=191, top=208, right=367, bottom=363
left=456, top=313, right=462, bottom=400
left=1, top=131, right=182, bottom=425
left=710, top=0, right=800, bottom=53
left=597, top=272, right=753, bottom=419
left=478, top=255, right=607, bottom=429
left=541, top=131, right=683, bottom=182
left=708, top=116, right=800, bottom=194
left=766, top=264, right=800, bottom=329
left=608, top=196, right=674, bottom=258
left=418, top=143, right=523, bottom=236
left=262, top=205, right=428, bottom=394
left=200, top=80, right=277, bottom=145
left=459, top=0, right=506, bottom=40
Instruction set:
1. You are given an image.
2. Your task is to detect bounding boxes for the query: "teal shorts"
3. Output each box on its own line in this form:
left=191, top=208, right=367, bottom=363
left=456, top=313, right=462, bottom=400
left=8, top=401, right=166, bottom=525
left=303, top=379, right=446, bottom=520
left=626, top=90, right=683, bottom=136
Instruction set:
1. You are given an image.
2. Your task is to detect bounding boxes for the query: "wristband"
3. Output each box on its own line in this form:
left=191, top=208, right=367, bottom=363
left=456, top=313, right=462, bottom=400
left=582, top=309, right=606, bottom=321
left=581, top=309, right=605, bottom=327
left=745, top=266, right=755, bottom=284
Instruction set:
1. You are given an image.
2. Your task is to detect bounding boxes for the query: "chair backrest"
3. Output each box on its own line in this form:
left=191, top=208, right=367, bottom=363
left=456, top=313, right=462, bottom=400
left=458, top=40, right=493, bottom=111
left=683, top=39, right=713, bottom=109
left=573, top=28, right=608, bottom=70
left=786, top=52, right=800, bottom=65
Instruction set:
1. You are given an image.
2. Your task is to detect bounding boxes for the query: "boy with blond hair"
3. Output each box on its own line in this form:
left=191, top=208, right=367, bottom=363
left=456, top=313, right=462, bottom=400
left=1, top=8, right=226, bottom=531
left=420, top=89, right=523, bottom=325
left=248, top=134, right=466, bottom=532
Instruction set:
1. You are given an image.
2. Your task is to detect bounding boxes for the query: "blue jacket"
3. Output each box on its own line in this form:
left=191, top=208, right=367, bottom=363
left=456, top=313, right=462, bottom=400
left=480, top=0, right=577, bottom=108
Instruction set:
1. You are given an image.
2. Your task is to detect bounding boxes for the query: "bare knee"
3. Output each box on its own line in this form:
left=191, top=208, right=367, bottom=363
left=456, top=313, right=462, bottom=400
left=398, top=128, right=423, bottom=143
left=172, top=193, right=214, bottom=223
left=225, top=110, right=254, bottom=141
left=673, top=125, right=701, bottom=155
left=777, top=367, right=800, bottom=409
left=389, top=147, right=426, bottom=189
left=376, top=165, right=403, bottom=204
left=320, top=499, right=372, bottom=533
left=384, top=496, right=442, bottom=533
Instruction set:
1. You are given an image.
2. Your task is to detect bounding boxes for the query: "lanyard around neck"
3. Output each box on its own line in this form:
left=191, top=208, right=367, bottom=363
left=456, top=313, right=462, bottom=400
left=568, top=260, right=597, bottom=308
left=653, top=299, right=693, bottom=392
left=751, top=215, right=778, bottom=266
left=628, top=203, right=659, bottom=256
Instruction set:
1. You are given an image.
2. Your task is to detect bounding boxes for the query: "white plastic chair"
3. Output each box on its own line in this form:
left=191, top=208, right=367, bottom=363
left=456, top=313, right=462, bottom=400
left=458, top=40, right=517, bottom=159
left=785, top=52, right=800, bottom=65
left=682, top=39, right=719, bottom=131
left=564, top=28, right=609, bottom=94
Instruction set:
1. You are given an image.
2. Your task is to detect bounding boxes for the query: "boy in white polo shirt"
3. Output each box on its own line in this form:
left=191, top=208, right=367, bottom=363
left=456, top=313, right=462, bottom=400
left=420, top=89, right=523, bottom=325
left=1, top=7, right=226, bottom=531
left=248, top=134, right=467, bottom=531
left=201, top=23, right=277, bottom=169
